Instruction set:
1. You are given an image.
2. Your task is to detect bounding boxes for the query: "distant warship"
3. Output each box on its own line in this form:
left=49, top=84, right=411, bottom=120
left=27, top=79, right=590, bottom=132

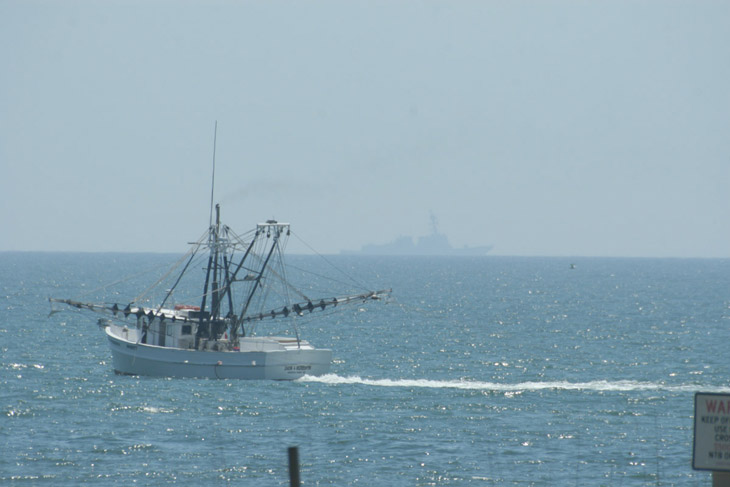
left=344, top=213, right=492, bottom=256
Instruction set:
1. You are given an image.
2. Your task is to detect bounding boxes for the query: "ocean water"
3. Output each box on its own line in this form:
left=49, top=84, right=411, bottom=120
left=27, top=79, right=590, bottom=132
left=2, top=253, right=730, bottom=486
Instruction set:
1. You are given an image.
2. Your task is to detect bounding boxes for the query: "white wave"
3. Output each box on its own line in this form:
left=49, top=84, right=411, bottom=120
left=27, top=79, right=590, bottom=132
left=140, top=406, right=174, bottom=414
left=299, top=374, right=730, bottom=394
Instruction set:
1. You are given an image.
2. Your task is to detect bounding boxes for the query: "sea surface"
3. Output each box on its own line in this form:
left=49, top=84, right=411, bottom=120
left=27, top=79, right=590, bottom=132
left=2, top=253, right=730, bottom=486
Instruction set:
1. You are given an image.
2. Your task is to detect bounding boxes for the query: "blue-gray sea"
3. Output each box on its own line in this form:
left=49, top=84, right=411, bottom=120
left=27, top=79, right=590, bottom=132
left=2, top=253, right=730, bottom=486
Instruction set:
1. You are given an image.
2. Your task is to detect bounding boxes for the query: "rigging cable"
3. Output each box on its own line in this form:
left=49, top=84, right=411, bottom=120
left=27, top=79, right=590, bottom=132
left=209, top=120, right=217, bottom=228
left=290, top=230, right=371, bottom=291
left=132, top=230, right=207, bottom=304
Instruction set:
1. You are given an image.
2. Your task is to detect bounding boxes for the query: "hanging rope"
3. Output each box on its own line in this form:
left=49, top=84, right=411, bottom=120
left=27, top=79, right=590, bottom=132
left=290, top=230, right=371, bottom=291
left=133, top=230, right=207, bottom=304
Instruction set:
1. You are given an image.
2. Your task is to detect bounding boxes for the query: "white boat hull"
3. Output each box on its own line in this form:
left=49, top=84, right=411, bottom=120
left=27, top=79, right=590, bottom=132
left=105, top=325, right=331, bottom=380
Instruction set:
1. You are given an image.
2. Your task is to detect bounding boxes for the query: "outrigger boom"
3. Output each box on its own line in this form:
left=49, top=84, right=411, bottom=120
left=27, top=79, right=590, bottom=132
left=49, top=289, right=391, bottom=325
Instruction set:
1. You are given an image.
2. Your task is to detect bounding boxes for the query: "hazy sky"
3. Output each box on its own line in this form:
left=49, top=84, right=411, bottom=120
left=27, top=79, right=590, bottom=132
left=2, top=0, right=728, bottom=257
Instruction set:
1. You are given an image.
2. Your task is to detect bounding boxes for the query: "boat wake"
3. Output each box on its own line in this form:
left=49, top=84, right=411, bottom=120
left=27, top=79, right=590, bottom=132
left=299, top=374, right=730, bottom=394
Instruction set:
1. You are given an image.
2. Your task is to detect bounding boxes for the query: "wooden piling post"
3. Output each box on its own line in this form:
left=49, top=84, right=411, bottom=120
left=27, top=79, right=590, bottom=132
left=713, top=471, right=730, bottom=487
left=288, top=446, right=300, bottom=487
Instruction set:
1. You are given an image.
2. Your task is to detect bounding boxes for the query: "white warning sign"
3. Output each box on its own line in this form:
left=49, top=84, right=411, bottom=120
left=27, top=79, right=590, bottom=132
left=694, top=392, right=730, bottom=471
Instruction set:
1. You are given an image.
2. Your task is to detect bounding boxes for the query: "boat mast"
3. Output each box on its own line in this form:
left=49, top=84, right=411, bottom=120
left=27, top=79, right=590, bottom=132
left=235, top=224, right=283, bottom=337
left=224, top=237, right=258, bottom=342
left=199, top=121, right=220, bottom=337
left=211, top=204, right=222, bottom=320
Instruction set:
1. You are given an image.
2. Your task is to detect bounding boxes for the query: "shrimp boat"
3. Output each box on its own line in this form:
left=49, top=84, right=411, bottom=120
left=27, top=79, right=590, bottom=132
left=51, top=204, right=390, bottom=380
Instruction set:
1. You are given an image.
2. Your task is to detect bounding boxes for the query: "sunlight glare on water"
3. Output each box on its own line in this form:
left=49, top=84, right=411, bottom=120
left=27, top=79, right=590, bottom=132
left=2, top=253, right=729, bottom=485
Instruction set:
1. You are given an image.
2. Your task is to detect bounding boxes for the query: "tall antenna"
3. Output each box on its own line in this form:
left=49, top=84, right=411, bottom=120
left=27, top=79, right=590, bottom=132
left=429, top=210, right=439, bottom=235
left=209, top=121, right=218, bottom=227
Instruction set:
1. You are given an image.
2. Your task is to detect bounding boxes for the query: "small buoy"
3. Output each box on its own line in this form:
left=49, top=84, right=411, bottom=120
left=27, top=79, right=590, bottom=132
left=216, top=361, right=223, bottom=366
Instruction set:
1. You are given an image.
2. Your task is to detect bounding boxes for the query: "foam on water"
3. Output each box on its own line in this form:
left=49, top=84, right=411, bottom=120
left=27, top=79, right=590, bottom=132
left=300, top=373, right=730, bottom=393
